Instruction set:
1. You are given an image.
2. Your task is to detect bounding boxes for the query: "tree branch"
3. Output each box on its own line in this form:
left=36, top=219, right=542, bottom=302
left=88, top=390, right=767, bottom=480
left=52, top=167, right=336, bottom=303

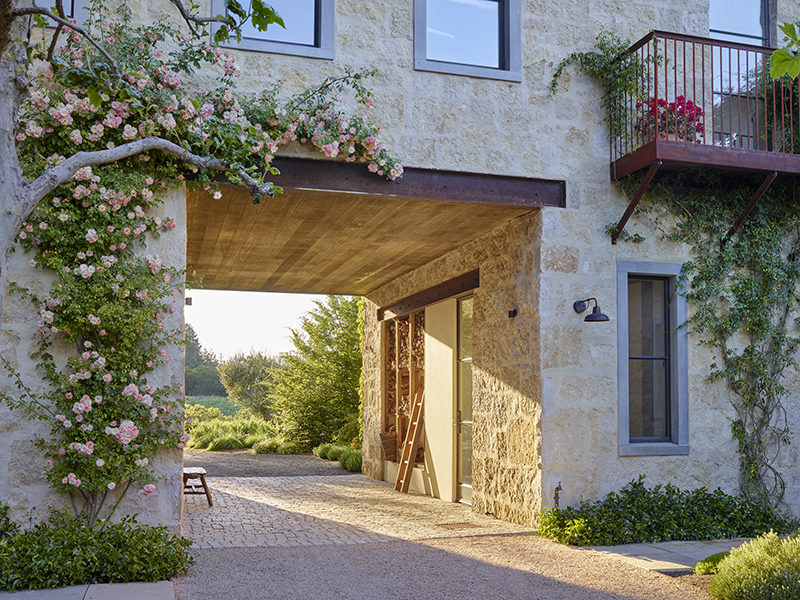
left=24, top=136, right=276, bottom=208
left=13, top=5, right=121, bottom=86
left=44, top=0, right=67, bottom=61
left=168, top=0, right=235, bottom=38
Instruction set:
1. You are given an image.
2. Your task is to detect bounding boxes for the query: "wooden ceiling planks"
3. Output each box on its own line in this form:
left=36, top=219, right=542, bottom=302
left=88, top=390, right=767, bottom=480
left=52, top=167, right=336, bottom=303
left=186, top=164, right=564, bottom=295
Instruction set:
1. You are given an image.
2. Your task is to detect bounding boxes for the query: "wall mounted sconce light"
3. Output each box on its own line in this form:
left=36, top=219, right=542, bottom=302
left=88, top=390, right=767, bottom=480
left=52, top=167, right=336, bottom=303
left=573, top=298, right=609, bottom=322
left=185, top=297, right=193, bottom=306
left=508, top=309, right=518, bottom=318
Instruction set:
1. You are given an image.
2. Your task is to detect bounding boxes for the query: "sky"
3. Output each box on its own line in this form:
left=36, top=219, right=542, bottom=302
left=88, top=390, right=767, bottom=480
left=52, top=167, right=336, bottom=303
left=184, top=289, right=325, bottom=360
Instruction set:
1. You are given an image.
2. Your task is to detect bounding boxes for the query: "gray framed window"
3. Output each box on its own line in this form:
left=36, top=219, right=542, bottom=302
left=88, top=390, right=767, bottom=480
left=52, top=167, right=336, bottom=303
left=709, top=0, right=769, bottom=46
left=414, top=0, right=521, bottom=82
left=617, top=261, right=689, bottom=456
left=210, top=0, right=334, bottom=60
left=51, top=0, right=89, bottom=25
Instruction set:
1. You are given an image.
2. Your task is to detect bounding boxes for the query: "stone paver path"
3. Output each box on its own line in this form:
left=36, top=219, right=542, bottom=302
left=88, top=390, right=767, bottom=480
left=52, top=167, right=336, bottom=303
left=183, top=474, right=532, bottom=549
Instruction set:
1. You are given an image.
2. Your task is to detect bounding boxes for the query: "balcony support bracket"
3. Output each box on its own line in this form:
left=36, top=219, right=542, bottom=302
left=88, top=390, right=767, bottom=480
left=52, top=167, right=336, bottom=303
left=611, top=160, right=662, bottom=245
left=721, top=171, right=778, bottom=248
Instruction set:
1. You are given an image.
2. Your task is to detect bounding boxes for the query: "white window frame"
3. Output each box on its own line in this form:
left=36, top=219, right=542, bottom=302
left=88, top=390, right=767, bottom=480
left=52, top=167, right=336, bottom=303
left=617, top=261, right=689, bottom=456
left=413, top=0, right=522, bottom=82
left=210, top=0, right=334, bottom=60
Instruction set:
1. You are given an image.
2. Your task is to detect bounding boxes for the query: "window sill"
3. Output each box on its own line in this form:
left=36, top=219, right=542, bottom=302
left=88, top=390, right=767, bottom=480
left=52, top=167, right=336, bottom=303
left=618, top=444, right=690, bottom=457
left=414, top=59, right=522, bottom=82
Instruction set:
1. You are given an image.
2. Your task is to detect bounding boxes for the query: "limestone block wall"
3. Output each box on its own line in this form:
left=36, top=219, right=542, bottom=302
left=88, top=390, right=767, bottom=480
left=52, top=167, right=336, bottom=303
left=0, top=189, right=186, bottom=529
left=364, top=212, right=544, bottom=527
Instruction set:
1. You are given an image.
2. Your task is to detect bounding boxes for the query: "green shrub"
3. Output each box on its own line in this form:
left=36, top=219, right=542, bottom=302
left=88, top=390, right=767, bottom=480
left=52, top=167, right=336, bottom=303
left=205, top=436, right=245, bottom=451
left=313, top=443, right=335, bottom=459
left=695, top=551, right=730, bottom=575
left=186, top=414, right=276, bottom=450
left=325, top=444, right=348, bottom=462
left=184, top=404, right=225, bottom=433
left=537, top=476, right=795, bottom=546
left=243, top=433, right=263, bottom=448
left=335, top=413, right=361, bottom=446
left=0, top=512, right=193, bottom=592
left=252, top=438, right=281, bottom=454
left=186, top=396, right=240, bottom=416
left=0, top=504, right=17, bottom=539
left=709, top=532, right=800, bottom=600
left=339, top=449, right=362, bottom=473
left=278, top=441, right=310, bottom=455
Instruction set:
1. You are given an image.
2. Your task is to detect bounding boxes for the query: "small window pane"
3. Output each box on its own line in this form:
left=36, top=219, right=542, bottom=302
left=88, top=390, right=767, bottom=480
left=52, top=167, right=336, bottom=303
left=628, top=278, right=667, bottom=357
left=629, top=359, right=669, bottom=439
left=239, top=0, right=316, bottom=46
left=458, top=361, right=472, bottom=422
left=426, top=0, right=500, bottom=68
left=458, top=296, right=473, bottom=358
left=458, top=423, right=472, bottom=485
left=709, top=0, right=765, bottom=40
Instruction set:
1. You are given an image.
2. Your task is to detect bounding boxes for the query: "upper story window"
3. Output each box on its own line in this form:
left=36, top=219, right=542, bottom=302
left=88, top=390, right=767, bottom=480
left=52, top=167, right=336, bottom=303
left=210, top=0, right=334, bottom=60
left=414, top=0, right=522, bottom=82
left=617, top=261, right=689, bottom=456
left=709, top=0, right=769, bottom=46
left=55, top=0, right=89, bottom=25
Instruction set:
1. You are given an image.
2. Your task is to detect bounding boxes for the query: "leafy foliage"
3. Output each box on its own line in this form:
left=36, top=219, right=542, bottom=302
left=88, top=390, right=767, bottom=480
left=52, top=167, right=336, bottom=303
left=632, top=173, right=800, bottom=506
left=252, top=438, right=281, bottom=454
left=217, top=351, right=281, bottom=419
left=695, top=551, right=730, bottom=575
left=708, top=532, right=800, bottom=600
left=0, top=504, right=18, bottom=539
left=0, top=511, right=193, bottom=592
left=770, top=22, right=800, bottom=79
left=184, top=325, right=225, bottom=396
left=4, top=0, right=399, bottom=526
left=184, top=413, right=275, bottom=450
left=338, top=448, right=362, bottom=473
left=538, top=476, right=795, bottom=546
left=550, top=29, right=647, bottom=139
left=186, top=395, right=240, bottom=416
left=270, top=296, right=362, bottom=450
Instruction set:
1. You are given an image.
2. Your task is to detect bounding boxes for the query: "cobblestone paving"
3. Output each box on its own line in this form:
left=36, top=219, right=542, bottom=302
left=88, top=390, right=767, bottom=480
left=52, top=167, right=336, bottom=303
left=183, top=475, right=532, bottom=549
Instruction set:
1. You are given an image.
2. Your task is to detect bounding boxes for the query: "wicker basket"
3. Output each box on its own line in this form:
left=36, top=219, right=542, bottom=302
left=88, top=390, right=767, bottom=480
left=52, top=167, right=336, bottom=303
left=379, top=428, right=398, bottom=462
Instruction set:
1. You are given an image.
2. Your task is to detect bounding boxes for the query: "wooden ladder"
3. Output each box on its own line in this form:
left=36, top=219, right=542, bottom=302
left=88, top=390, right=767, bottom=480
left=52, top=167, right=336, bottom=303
left=395, top=376, right=425, bottom=493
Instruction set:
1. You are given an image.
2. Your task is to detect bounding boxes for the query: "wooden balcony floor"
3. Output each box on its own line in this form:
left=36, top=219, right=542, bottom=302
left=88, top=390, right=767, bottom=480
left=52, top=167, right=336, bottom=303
left=612, top=139, right=800, bottom=181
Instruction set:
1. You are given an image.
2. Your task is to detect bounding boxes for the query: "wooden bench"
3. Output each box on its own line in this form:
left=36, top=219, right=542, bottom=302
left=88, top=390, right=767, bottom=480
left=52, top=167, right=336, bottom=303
left=183, top=467, right=213, bottom=506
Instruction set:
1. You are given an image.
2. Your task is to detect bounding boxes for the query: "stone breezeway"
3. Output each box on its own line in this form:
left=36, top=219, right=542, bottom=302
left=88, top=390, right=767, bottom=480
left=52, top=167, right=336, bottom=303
left=182, top=474, right=532, bottom=549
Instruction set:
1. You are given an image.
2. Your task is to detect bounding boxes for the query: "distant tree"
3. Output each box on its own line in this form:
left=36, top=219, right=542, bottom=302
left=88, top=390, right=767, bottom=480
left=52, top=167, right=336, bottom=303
left=270, top=296, right=362, bottom=449
left=184, top=323, right=225, bottom=396
left=217, top=351, right=281, bottom=419
left=184, top=324, right=218, bottom=370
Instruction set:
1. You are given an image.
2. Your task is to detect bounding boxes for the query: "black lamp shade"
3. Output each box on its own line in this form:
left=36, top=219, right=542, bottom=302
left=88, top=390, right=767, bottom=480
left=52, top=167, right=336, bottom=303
left=584, top=305, right=609, bottom=322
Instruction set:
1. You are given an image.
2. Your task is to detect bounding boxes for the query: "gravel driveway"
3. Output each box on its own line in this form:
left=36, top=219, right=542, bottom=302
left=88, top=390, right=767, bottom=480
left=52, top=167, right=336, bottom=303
left=178, top=451, right=712, bottom=600
left=183, top=449, right=351, bottom=478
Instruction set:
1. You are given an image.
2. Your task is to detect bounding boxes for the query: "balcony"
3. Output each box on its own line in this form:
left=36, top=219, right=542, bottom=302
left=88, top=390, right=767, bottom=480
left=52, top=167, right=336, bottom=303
left=609, top=31, right=800, bottom=243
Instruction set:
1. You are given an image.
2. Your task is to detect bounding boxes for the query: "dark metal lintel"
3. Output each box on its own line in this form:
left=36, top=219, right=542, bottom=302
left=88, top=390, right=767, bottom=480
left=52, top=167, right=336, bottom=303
left=378, top=270, right=480, bottom=321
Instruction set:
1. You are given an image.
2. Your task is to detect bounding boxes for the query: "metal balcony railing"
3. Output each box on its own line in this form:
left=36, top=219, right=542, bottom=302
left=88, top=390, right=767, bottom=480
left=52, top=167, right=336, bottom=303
left=610, top=31, right=800, bottom=179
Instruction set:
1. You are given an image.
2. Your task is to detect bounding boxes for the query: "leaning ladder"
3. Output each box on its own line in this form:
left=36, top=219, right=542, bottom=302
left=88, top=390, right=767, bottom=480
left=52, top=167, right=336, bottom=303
left=394, top=376, right=425, bottom=493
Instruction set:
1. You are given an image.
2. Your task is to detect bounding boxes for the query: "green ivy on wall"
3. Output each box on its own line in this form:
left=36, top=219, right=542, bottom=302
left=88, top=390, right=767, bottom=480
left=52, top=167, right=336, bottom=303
left=552, top=29, right=800, bottom=508
left=627, top=172, right=800, bottom=506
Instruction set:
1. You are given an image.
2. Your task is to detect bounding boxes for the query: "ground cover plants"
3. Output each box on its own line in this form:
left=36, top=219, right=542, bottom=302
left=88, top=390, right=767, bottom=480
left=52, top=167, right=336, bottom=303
left=708, top=532, right=800, bottom=600
left=537, top=476, right=795, bottom=547
left=313, top=442, right=362, bottom=473
left=551, top=24, right=800, bottom=510
left=184, top=409, right=274, bottom=451
left=0, top=505, right=192, bottom=592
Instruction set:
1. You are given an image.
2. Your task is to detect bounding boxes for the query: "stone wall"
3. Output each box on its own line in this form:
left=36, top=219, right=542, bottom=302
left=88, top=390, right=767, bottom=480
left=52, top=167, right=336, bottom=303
left=364, top=212, right=544, bottom=526
left=0, top=189, right=186, bottom=529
